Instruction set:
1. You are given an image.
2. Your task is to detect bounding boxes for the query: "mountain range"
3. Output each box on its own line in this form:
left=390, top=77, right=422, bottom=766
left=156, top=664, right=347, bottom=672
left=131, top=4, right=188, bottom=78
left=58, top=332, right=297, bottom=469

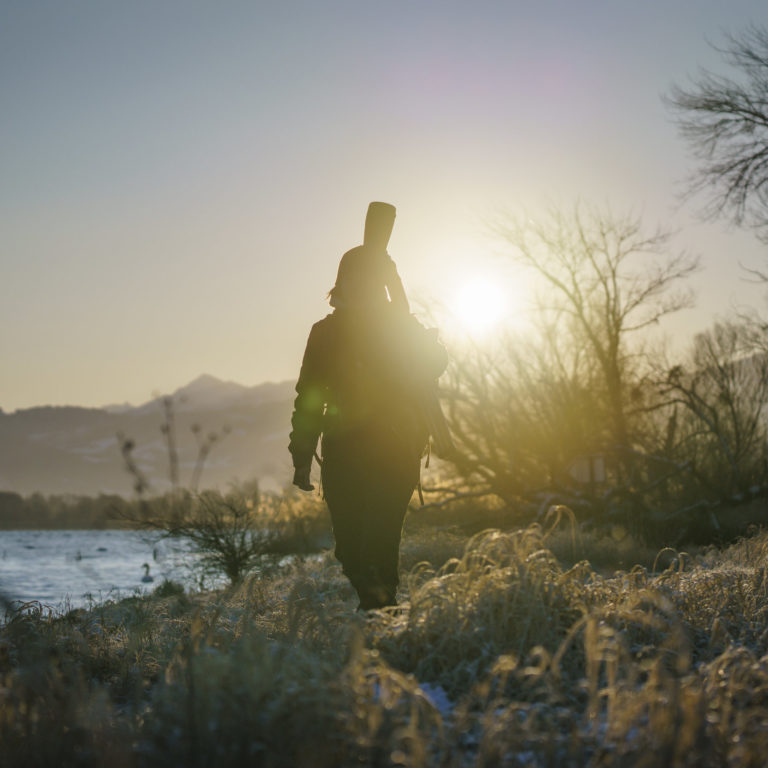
left=0, top=375, right=297, bottom=497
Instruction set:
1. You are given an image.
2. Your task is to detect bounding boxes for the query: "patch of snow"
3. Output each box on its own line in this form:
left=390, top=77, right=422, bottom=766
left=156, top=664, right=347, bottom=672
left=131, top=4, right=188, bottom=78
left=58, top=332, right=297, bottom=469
left=418, top=682, right=453, bottom=717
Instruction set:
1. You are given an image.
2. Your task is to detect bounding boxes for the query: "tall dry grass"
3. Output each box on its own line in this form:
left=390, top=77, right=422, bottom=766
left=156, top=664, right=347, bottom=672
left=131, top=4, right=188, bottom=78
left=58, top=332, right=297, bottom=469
left=4, top=510, right=768, bottom=766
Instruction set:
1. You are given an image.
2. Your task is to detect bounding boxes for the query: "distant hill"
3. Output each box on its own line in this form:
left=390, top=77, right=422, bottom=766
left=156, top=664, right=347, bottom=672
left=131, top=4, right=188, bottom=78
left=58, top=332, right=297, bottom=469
left=0, top=376, right=297, bottom=496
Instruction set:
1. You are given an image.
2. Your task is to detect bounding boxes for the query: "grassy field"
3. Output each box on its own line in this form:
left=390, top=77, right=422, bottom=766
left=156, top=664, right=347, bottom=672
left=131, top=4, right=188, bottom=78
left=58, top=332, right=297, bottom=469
left=3, top=509, right=768, bottom=767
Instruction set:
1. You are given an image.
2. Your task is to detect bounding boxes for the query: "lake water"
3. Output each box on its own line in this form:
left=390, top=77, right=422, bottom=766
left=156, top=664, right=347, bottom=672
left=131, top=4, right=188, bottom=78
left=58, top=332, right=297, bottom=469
left=0, top=530, right=203, bottom=612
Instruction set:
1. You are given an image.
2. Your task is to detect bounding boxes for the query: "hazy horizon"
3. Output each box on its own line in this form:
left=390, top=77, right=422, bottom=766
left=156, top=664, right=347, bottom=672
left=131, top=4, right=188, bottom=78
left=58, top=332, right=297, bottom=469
left=3, top=1, right=768, bottom=412
left=0, top=371, right=297, bottom=414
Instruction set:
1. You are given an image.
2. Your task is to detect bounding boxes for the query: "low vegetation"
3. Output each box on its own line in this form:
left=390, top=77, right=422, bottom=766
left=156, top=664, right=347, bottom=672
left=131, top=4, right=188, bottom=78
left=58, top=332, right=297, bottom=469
left=122, top=488, right=332, bottom=586
left=4, top=505, right=768, bottom=767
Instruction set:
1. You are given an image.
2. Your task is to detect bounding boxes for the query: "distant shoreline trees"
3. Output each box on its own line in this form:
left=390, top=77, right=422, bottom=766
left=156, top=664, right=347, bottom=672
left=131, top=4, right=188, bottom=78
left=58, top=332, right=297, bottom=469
left=0, top=491, right=138, bottom=529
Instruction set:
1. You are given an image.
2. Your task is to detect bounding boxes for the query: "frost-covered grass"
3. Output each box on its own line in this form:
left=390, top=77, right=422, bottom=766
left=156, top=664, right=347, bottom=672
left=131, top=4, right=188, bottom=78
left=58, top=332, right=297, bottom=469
left=3, top=514, right=768, bottom=767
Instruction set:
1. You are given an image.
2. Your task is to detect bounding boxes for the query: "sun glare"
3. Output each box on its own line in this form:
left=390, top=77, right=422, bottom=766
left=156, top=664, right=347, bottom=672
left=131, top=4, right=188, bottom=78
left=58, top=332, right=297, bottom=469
left=453, top=276, right=506, bottom=335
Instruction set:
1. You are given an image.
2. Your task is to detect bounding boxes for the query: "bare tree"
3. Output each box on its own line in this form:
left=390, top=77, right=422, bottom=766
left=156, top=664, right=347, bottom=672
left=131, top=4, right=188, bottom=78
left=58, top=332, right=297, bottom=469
left=667, top=25, right=768, bottom=240
left=663, top=320, right=768, bottom=498
left=443, top=320, right=606, bottom=504
left=494, top=205, right=699, bottom=481
left=436, top=204, right=699, bottom=530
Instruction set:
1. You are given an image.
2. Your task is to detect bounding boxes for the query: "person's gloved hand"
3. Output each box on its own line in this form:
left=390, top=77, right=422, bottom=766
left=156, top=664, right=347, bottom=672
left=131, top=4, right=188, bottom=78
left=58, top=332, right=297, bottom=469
left=293, top=465, right=314, bottom=491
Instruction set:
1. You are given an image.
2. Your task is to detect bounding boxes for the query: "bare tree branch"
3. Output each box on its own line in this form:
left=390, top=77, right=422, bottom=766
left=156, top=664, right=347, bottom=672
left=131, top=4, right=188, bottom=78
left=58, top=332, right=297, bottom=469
left=667, top=24, right=768, bottom=240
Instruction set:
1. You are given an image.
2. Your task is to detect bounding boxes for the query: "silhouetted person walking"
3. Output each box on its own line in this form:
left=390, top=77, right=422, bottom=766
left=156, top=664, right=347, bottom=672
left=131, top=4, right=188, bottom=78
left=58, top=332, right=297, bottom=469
left=289, top=203, right=448, bottom=610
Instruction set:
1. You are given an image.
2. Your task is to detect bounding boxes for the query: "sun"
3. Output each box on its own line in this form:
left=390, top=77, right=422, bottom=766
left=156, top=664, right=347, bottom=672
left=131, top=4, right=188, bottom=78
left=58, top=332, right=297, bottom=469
left=452, top=275, right=507, bottom=335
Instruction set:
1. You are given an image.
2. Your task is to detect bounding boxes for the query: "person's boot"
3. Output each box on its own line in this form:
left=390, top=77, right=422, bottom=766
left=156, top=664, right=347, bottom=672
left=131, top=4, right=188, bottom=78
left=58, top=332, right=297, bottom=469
left=356, top=584, right=396, bottom=611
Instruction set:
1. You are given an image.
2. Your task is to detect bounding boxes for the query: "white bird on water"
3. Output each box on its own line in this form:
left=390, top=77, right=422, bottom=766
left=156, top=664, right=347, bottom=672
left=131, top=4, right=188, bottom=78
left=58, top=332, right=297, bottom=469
left=141, top=563, right=154, bottom=583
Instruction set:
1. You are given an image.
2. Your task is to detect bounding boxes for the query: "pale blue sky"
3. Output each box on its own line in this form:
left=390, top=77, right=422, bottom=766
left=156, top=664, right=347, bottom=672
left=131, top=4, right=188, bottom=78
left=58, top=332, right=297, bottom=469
left=2, top=1, right=767, bottom=411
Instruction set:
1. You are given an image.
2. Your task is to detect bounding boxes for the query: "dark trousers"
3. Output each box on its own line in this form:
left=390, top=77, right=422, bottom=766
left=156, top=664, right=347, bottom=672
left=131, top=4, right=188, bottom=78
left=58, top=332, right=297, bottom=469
left=321, top=428, right=420, bottom=609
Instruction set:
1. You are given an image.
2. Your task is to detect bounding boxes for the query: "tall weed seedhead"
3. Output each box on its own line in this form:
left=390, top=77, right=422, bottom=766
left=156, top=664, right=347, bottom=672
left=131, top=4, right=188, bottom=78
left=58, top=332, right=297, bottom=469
left=144, top=622, right=442, bottom=768
left=374, top=526, right=588, bottom=696
left=463, top=592, right=705, bottom=767
left=0, top=605, right=132, bottom=768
